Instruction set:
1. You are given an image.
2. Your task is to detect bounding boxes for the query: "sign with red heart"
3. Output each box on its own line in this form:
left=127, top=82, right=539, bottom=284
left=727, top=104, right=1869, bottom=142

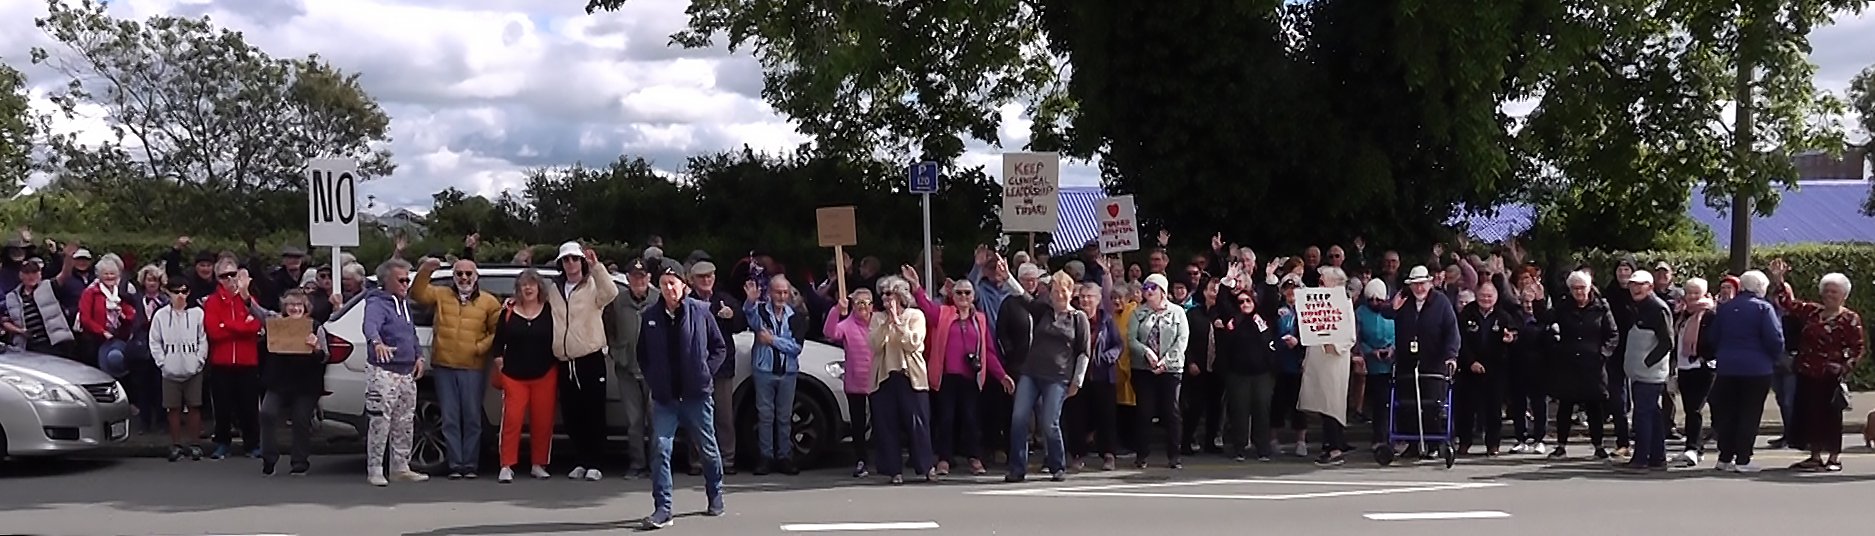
left=1097, top=195, right=1139, bottom=254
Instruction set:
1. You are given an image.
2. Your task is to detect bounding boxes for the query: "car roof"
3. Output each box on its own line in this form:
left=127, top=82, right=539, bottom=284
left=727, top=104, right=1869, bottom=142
left=369, top=265, right=628, bottom=284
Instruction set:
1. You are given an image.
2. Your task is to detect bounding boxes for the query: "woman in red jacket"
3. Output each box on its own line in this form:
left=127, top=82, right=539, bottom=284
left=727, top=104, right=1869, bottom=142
left=202, top=261, right=264, bottom=460
left=79, top=254, right=139, bottom=375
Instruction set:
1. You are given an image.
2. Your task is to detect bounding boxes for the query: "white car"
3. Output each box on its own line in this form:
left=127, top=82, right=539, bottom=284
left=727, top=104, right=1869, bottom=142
left=316, top=265, right=851, bottom=474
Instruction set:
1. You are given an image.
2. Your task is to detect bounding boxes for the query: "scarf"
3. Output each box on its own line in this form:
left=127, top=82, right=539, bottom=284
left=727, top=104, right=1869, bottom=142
left=96, top=280, right=122, bottom=331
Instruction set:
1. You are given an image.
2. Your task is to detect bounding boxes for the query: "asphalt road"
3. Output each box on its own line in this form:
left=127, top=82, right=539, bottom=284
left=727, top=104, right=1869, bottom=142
left=2, top=438, right=1870, bottom=536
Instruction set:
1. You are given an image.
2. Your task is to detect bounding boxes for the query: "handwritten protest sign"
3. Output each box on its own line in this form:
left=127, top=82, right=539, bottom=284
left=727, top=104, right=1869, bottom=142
left=1097, top=195, right=1139, bottom=254
left=1297, top=287, right=1355, bottom=347
left=1000, top=152, right=1060, bottom=233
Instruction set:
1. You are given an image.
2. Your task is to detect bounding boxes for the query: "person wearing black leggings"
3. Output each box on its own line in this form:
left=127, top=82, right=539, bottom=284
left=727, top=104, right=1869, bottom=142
left=1544, top=271, right=1619, bottom=460
left=1672, top=278, right=1719, bottom=467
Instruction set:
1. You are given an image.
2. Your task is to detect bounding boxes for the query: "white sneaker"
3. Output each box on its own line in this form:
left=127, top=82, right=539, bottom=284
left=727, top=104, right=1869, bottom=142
left=394, top=471, right=430, bottom=482
left=1733, top=463, right=1762, bottom=473
left=1508, top=442, right=1530, bottom=454
left=585, top=468, right=604, bottom=481
left=1294, top=442, right=1310, bottom=457
left=568, top=466, right=588, bottom=480
left=498, top=467, right=515, bottom=483
left=1531, top=442, right=1549, bottom=455
left=1674, top=451, right=1701, bottom=468
left=531, top=465, right=552, bottom=479
left=1716, top=461, right=1736, bottom=472
left=368, top=473, right=389, bottom=487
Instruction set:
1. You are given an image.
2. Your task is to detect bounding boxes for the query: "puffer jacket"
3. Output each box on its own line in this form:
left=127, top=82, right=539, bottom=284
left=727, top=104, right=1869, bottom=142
left=409, top=268, right=501, bottom=370
left=546, top=263, right=620, bottom=360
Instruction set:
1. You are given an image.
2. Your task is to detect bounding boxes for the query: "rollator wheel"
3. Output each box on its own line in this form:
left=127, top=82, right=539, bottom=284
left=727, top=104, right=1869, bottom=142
left=1439, top=444, right=1456, bottom=469
left=1375, top=446, right=1394, bottom=467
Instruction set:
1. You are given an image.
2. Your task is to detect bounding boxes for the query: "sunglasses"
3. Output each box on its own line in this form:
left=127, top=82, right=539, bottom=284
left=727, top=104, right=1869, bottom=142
left=395, top=277, right=413, bottom=284
left=953, top=289, right=974, bottom=296
left=1142, top=283, right=1161, bottom=292
left=453, top=271, right=476, bottom=278
left=853, top=300, right=874, bottom=308
left=167, top=288, right=190, bottom=295
left=218, top=272, right=238, bottom=280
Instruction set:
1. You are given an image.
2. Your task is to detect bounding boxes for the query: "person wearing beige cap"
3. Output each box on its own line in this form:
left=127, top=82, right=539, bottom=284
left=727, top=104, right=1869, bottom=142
left=1129, top=272, right=1189, bottom=469
left=545, top=241, right=620, bottom=480
left=686, top=259, right=745, bottom=474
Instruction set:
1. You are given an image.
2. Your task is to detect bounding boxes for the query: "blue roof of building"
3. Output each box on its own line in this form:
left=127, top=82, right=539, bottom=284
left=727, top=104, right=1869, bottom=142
left=1689, top=180, right=1875, bottom=248
left=1054, top=187, right=1106, bottom=255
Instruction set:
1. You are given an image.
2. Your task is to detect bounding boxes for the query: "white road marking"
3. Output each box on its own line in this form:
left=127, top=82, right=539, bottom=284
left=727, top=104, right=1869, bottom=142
left=1364, top=511, right=1512, bottom=521
left=969, top=478, right=1503, bottom=500
left=780, top=521, right=942, bottom=532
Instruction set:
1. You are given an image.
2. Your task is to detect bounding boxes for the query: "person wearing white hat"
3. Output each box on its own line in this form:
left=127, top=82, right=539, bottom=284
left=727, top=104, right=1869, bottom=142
left=1128, top=272, right=1190, bottom=469
left=545, top=241, right=620, bottom=481
left=1379, top=265, right=1461, bottom=460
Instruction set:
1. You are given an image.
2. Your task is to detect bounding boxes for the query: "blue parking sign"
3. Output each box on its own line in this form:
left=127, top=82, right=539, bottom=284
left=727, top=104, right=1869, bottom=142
left=909, top=161, right=939, bottom=194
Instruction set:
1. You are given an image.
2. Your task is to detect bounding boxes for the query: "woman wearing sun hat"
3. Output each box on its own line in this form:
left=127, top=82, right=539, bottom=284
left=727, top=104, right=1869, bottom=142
left=1128, top=272, right=1190, bottom=469
left=545, top=241, right=620, bottom=481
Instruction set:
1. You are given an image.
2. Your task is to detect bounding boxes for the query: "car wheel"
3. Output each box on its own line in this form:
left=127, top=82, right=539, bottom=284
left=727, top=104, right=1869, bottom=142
left=790, top=391, right=836, bottom=467
left=409, top=392, right=449, bottom=475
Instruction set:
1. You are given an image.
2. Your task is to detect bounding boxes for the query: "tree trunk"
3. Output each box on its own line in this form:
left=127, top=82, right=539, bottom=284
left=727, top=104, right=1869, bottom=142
left=1726, top=17, right=1759, bottom=275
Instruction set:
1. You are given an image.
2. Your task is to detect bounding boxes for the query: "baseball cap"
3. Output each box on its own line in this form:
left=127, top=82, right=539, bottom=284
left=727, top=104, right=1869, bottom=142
left=72, top=249, right=94, bottom=260
left=1628, top=270, right=1655, bottom=285
left=626, top=258, right=649, bottom=275
left=281, top=246, right=307, bottom=258
left=690, top=261, right=718, bottom=276
left=1653, top=260, right=1673, bottom=271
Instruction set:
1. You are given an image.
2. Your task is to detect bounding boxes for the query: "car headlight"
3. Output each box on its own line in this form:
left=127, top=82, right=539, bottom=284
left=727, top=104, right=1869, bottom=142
left=1, top=374, right=82, bottom=403
left=825, top=361, right=845, bottom=380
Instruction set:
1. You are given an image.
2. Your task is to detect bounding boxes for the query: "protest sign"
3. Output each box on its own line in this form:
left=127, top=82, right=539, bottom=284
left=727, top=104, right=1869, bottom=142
left=1000, top=152, right=1060, bottom=233
left=1097, top=195, right=1140, bottom=254
left=306, top=158, right=359, bottom=248
left=1297, top=287, right=1355, bottom=347
left=816, top=205, right=858, bottom=298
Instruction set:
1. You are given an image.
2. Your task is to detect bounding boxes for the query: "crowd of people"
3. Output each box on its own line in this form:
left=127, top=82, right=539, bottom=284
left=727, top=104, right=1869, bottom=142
left=1, top=228, right=1869, bottom=530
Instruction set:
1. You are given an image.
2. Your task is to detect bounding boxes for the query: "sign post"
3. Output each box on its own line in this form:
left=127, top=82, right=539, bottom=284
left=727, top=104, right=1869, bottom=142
left=999, top=152, right=1060, bottom=236
left=1097, top=195, right=1141, bottom=255
left=306, top=158, right=360, bottom=269
left=816, top=206, right=859, bottom=299
left=909, top=161, right=939, bottom=297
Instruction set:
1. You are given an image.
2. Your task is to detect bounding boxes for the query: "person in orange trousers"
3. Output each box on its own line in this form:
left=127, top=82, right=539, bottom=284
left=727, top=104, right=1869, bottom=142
left=494, top=270, right=559, bottom=483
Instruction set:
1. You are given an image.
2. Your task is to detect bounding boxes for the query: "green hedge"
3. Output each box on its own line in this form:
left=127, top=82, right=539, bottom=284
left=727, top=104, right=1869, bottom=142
left=1581, top=244, right=1875, bottom=390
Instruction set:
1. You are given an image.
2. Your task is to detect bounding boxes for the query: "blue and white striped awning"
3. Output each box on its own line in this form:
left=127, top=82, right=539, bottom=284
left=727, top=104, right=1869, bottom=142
left=1053, top=186, right=1107, bottom=255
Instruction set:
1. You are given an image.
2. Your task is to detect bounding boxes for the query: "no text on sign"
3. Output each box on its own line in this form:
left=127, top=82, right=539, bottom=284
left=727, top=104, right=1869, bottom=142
left=1097, top=195, right=1140, bottom=254
left=816, top=206, right=858, bottom=247
left=1000, top=152, right=1060, bottom=233
left=909, top=161, right=940, bottom=194
left=306, top=158, right=360, bottom=247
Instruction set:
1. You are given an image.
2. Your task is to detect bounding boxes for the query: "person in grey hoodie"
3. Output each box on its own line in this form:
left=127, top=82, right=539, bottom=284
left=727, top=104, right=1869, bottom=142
left=609, top=257, right=658, bottom=478
left=361, top=258, right=428, bottom=487
left=1619, top=270, right=1675, bottom=471
left=148, top=280, right=207, bottom=462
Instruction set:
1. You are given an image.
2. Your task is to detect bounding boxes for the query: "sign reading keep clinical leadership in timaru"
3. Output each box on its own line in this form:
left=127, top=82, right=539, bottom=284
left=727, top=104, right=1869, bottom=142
left=306, top=158, right=360, bottom=247
left=1000, top=152, right=1060, bottom=233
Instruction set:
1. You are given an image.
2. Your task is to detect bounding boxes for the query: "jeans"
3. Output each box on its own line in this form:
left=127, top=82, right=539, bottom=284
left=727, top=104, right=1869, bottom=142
left=1677, top=368, right=1716, bottom=453
left=1710, top=374, right=1773, bottom=466
left=1222, top=373, right=1275, bottom=457
left=753, top=371, right=798, bottom=462
left=1772, top=368, right=1797, bottom=441
left=432, top=366, right=487, bottom=473
left=651, top=397, right=724, bottom=515
left=259, top=391, right=318, bottom=469
left=691, top=377, right=738, bottom=471
left=870, top=372, right=934, bottom=477
left=1631, top=382, right=1667, bottom=466
left=1130, top=371, right=1183, bottom=465
left=1009, top=375, right=1068, bottom=477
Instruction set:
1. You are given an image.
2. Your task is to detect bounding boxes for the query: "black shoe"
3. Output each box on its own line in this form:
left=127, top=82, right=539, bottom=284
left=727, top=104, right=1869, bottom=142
left=289, top=464, right=310, bottom=476
left=1168, top=460, right=1184, bottom=470
left=1547, top=447, right=1568, bottom=460
left=753, top=461, right=772, bottom=476
left=1594, top=447, right=1611, bottom=460
left=167, top=445, right=185, bottom=462
left=780, top=459, right=801, bottom=475
left=262, top=460, right=276, bottom=477
left=1315, top=452, right=1346, bottom=467
left=188, top=445, right=204, bottom=461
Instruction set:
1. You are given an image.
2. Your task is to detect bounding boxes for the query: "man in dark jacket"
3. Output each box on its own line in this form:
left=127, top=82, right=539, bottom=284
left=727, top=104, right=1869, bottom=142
left=1383, top=266, right=1461, bottom=458
left=1601, top=257, right=1641, bottom=457
left=992, top=263, right=1044, bottom=459
left=259, top=247, right=310, bottom=312
left=687, top=261, right=744, bottom=474
left=638, top=267, right=729, bottom=530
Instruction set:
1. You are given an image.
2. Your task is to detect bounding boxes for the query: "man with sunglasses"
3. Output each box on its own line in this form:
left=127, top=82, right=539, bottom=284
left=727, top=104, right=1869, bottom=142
left=412, top=253, right=503, bottom=479
left=361, top=258, right=428, bottom=486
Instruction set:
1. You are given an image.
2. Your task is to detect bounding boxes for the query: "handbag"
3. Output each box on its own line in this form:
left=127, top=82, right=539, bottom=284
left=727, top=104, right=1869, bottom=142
left=1832, top=380, right=1851, bottom=412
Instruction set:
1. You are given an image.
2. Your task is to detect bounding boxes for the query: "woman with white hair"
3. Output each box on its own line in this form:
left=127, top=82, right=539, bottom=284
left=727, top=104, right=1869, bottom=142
left=1544, top=270, right=1619, bottom=460
left=1767, top=262, right=1865, bottom=471
left=825, top=284, right=878, bottom=478
left=1706, top=270, right=1786, bottom=473
left=1670, top=277, right=1719, bottom=467
left=868, top=277, right=935, bottom=484
left=78, top=254, right=139, bottom=375
left=1296, top=266, right=1358, bottom=466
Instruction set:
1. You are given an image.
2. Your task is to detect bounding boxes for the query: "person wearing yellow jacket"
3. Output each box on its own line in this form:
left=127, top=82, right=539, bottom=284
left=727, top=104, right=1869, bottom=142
left=412, top=255, right=502, bottom=479
left=546, top=242, right=621, bottom=480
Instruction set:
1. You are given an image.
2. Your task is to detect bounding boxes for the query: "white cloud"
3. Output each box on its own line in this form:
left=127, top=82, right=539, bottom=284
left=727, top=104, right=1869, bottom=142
left=3, top=0, right=1868, bottom=207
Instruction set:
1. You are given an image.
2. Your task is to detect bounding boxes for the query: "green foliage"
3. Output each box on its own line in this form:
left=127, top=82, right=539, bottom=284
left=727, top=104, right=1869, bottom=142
left=1581, top=243, right=1875, bottom=389
left=0, top=62, right=31, bottom=199
left=28, top=0, right=394, bottom=247
left=1851, top=63, right=1875, bottom=216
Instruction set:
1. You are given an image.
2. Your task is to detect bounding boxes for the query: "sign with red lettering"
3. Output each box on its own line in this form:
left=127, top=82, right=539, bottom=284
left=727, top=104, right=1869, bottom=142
left=1297, top=287, right=1355, bottom=347
left=1000, top=152, right=1060, bottom=233
left=1097, top=195, right=1139, bottom=254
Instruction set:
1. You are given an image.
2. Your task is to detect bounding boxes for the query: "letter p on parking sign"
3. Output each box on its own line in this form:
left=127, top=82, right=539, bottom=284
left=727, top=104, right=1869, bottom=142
left=306, top=158, right=360, bottom=247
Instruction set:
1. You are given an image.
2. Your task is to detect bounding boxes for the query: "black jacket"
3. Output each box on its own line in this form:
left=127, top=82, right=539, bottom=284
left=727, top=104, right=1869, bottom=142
left=1185, top=303, right=1219, bottom=372
left=1544, top=296, right=1619, bottom=401
left=1217, top=308, right=1279, bottom=376
left=996, top=297, right=1035, bottom=372
left=1458, top=303, right=1518, bottom=383
left=258, top=322, right=329, bottom=397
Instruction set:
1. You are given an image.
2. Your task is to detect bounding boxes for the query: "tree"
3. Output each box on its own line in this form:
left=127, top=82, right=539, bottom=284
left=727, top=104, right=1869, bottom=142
left=426, top=188, right=536, bottom=245
left=0, top=62, right=32, bottom=199
left=29, top=0, right=394, bottom=248
left=1852, top=63, right=1875, bottom=215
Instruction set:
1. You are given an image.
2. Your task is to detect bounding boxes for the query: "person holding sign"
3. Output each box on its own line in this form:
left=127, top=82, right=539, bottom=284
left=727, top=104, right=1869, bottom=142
left=1455, top=284, right=1518, bottom=456
left=1296, top=267, right=1358, bottom=467
left=252, top=290, right=329, bottom=477
left=1128, top=273, right=1190, bottom=469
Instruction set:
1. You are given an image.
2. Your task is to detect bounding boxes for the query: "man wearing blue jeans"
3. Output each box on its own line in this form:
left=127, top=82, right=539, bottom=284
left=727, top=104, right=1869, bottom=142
left=745, top=275, right=806, bottom=476
left=1619, top=270, right=1676, bottom=471
left=410, top=256, right=502, bottom=479
left=638, top=267, right=729, bottom=530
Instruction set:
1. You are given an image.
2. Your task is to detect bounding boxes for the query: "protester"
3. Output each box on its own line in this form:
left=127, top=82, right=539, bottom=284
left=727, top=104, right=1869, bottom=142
left=1384, top=265, right=1462, bottom=458
left=1546, top=270, right=1619, bottom=460
left=868, top=276, right=936, bottom=485
left=1272, top=276, right=1309, bottom=456
left=824, top=286, right=877, bottom=478
left=1508, top=276, right=1552, bottom=455
left=411, top=256, right=502, bottom=479
left=1708, top=270, right=1784, bottom=473
left=203, top=261, right=264, bottom=460
left=542, top=242, right=620, bottom=481
left=1002, top=271, right=1092, bottom=482
left=56, top=247, right=97, bottom=312
left=494, top=269, right=557, bottom=483
left=638, top=266, right=729, bottom=530
left=127, top=264, right=169, bottom=432
left=1603, top=258, right=1640, bottom=458
left=1129, top=272, right=1190, bottom=469
left=254, top=290, right=329, bottom=477
left=260, top=247, right=310, bottom=312
left=1618, top=270, right=1675, bottom=472
left=1354, top=279, right=1396, bottom=456
left=3, top=260, right=78, bottom=358
left=1769, top=262, right=1865, bottom=472
left=746, top=275, right=807, bottom=476
left=1456, top=283, right=1516, bottom=456
left=1672, top=278, right=1718, bottom=467
left=78, top=254, right=138, bottom=373
left=687, top=260, right=744, bottom=475
left=1181, top=278, right=1224, bottom=455
left=1219, top=280, right=1280, bottom=462
left=361, top=258, right=427, bottom=487
left=1066, top=276, right=1124, bottom=470
left=609, top=258, right=657, bottom=479
left=910, top=269, right=1013, bottom=477
left=1298, top=267, right=1359, bottom=466
left=148, top=280, right=207, bottom=462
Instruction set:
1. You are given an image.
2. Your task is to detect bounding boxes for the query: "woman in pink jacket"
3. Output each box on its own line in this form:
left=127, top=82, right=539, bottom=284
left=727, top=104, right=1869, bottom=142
left=825, top=287, right=877, bottom=478
left=908, top=273, right=1013, bottom=477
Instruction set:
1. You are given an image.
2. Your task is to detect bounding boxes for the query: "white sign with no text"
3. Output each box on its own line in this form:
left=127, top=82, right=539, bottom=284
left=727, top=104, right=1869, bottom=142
left=306, top=158, right=360, bottom=247
left=1000, top=152, right=1060, bottom=233
left=1097, top=195, right=1140, bottom=254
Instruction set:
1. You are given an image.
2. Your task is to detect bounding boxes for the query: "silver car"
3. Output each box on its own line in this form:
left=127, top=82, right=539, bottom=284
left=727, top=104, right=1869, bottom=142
left=0, top=346, right=133, bottom=458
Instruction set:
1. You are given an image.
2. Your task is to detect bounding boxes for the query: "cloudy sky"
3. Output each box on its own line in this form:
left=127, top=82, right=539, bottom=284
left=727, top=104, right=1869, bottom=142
left=1, top=0, right=1870, bottom=212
